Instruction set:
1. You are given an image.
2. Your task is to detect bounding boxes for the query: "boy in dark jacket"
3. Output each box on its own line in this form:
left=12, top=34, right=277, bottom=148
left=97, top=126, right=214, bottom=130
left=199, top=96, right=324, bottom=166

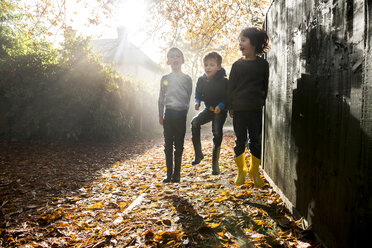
left=191, top=52, right=228, bottom=175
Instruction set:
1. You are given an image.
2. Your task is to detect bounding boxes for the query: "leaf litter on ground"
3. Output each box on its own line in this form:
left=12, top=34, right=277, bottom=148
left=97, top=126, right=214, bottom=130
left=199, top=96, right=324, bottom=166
left=0, top=130, right=322, bottom=247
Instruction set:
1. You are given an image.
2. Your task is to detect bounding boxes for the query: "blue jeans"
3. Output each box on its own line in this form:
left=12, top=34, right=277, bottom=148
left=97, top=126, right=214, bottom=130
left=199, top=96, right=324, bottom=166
left=191, top=108, right=227, bottom=147
left=233, top=109, right=262, bottom=159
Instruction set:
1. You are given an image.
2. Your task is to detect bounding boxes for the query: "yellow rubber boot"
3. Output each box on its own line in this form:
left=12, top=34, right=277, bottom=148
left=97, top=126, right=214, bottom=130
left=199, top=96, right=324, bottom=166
left=234, top=153, right=248, bottom=186
left=249, top=155, right=264, bottom=188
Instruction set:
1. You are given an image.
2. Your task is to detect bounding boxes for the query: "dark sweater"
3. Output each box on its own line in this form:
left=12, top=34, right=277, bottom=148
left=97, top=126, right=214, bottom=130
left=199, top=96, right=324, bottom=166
left=228, top=56, right=269, bottom=111
left=195, top=68, right=228, bottom=110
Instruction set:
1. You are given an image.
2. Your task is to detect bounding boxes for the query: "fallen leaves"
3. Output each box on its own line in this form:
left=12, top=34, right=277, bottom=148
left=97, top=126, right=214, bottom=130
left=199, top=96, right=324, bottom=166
left=86, top=202, right=104, bottom=210
left=206, top=222, right=221, bottom=229
left=0, top=131, right=321, bottom=247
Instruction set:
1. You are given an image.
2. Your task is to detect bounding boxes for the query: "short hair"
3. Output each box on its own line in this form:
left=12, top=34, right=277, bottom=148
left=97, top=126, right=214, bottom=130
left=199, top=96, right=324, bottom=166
left=167, top=47, right=184, bottom=60
left=240, top=27, right=270, bottom=56
left=203, top=52, right=222, bottom=66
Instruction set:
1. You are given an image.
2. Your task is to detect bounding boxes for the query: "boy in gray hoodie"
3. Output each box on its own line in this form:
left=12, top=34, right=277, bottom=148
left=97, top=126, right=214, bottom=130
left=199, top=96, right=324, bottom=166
left=158, top=47, right=192, bottom=183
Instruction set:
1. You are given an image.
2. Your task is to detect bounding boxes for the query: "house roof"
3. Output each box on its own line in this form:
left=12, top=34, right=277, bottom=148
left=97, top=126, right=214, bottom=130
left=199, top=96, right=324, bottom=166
left=91, top=36, right=163, bottom=74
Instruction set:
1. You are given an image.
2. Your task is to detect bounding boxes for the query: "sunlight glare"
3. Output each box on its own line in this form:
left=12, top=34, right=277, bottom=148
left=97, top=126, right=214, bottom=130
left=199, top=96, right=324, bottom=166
left=115, top=0, right=147, bottom=32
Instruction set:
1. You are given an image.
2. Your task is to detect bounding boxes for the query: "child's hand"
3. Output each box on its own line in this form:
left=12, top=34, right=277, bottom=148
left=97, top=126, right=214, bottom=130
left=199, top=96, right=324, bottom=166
left=195, top=103, right=200, bottom=111
left=229, top=109, right=234, bottom=118
left=214, top=106, right=221, bottom=114
left=159, top=116, right=163, bottom=125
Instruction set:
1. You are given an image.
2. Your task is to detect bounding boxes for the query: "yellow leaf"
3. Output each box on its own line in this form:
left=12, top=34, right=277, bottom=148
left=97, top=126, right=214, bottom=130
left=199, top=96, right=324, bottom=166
left=86, top=201, right=103, bottom=210
left=166, top=240, right=176, bottom=245
left=191, top=184, right=198, bottom=190
left=55, top=222, right=70, bottom=228
left=295, top=217, right=304, bottom=226
left=230, top=196, right=238, bottom=201
left=215, top=197, right=228, bottom=203
left=253, top=219, right=264, bottom=225
left=207, top=222, right=221, bottom=228
left=208, top=207, right=216, bottom=212
left=118, top=202, right=128, bottom=208
left=235, top=191, right=250, bottom=198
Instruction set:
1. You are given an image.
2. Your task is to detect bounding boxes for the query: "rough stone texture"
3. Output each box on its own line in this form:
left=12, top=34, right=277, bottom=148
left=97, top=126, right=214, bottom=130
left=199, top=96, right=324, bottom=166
left=264, top=0, right=371, bottom=247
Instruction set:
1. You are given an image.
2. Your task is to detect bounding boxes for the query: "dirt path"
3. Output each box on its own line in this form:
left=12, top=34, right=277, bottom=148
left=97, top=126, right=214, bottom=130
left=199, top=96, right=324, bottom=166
left=0, top=129, right=320, bottom=247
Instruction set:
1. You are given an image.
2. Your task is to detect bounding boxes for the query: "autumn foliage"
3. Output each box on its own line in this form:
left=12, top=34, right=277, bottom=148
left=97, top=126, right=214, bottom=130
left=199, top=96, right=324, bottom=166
left=146, top=0, right=270, bottom=78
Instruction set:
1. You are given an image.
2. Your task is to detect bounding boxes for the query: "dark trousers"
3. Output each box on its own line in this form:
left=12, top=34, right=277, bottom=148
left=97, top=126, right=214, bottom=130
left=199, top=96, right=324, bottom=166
left=191, top=108, right=227, bottom=147
left=163, top=109, right=187, bottom=160
left=233, top=109, right=262, bottom=159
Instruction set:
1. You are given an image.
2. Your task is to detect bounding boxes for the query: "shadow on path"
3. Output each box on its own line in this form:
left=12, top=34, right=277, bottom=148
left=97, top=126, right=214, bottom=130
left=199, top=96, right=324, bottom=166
left=166, top=194, right=221, bottom=248
left=0, top=137, right=159, bottom=229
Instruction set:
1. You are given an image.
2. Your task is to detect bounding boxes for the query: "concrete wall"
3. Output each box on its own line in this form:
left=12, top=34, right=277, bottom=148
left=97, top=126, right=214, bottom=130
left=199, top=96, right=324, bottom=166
left=264, top=0, right=371, bottom=247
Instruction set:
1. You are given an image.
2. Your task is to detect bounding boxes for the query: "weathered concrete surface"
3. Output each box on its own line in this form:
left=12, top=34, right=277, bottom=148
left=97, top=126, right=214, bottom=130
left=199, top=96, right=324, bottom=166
left=264, top=0, right=371, bottom=247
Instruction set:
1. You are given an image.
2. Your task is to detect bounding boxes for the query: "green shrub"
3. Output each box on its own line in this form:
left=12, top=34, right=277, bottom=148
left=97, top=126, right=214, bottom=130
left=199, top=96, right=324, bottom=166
left=0, top=20, right=157, bottom=140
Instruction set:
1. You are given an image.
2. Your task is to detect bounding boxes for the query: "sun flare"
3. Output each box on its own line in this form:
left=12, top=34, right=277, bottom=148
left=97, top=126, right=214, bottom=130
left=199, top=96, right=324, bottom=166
left=115, top=0, right=147, bottom=32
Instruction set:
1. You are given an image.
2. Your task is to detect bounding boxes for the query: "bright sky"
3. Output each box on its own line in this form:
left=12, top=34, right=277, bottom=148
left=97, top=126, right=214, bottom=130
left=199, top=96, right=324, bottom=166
left=114, top=0, right=147, bottom=33
left=66, top=0, right=163, bottom=63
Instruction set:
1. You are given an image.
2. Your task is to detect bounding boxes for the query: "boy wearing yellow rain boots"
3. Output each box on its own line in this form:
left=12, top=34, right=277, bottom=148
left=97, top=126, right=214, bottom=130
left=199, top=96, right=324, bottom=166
left=227, top=27, right=270, bottom=187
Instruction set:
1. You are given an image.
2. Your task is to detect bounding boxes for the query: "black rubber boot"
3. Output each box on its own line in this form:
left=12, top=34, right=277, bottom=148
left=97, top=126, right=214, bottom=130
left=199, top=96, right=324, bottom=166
left=191, top=137, right=204, bottom=165
left=212, top=145, right=220, bottom=175
left=171, top=156, right=182, bottom=183
left=163, top=155, right=173, bottom=183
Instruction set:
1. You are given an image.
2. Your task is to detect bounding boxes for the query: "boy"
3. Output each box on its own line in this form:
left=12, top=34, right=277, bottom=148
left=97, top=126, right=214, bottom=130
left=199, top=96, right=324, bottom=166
left=158, top=47, right=192, bottom=183
left=191, top=52, right=228, bottom=175
left=228, top=27, right=270, bottom=187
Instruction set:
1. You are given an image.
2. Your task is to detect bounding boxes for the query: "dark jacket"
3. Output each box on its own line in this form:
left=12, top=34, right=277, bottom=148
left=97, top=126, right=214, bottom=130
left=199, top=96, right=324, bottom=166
left=195, top=68, right=228, bottom=110
left=227, top=56, right=269, bottom=111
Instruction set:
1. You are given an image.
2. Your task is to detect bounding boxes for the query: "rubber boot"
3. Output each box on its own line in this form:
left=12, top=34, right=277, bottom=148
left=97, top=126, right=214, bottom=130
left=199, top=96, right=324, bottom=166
left=212, top=145, right=220, bottom=175
left=234, top=153, right=248, bottom=186
left=249, top=155, right=264, bottom=188
left=191, top=137, right=204, bottom=165
left=171, top=156, right=182, bottom=183
left=163, top=155, right=173, bottom=183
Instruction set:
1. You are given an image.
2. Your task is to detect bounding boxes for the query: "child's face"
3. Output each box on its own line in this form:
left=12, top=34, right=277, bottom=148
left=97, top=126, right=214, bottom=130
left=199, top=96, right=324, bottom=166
left=167, top=51, right=184, bottom=71
left=204, top=58, right=221, bottom=79
left=239, top=35, right=256, bottom=56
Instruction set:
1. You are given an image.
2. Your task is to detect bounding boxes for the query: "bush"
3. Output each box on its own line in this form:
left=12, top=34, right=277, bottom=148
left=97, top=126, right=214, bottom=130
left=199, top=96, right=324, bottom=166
left=0, top=26, right=157, bottom=140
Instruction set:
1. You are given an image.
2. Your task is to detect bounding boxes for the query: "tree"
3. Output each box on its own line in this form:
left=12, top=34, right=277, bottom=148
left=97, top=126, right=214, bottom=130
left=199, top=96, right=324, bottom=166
left=145, top=0, right=270, bottom=78
left=1, top=0, right=117, bottom=40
